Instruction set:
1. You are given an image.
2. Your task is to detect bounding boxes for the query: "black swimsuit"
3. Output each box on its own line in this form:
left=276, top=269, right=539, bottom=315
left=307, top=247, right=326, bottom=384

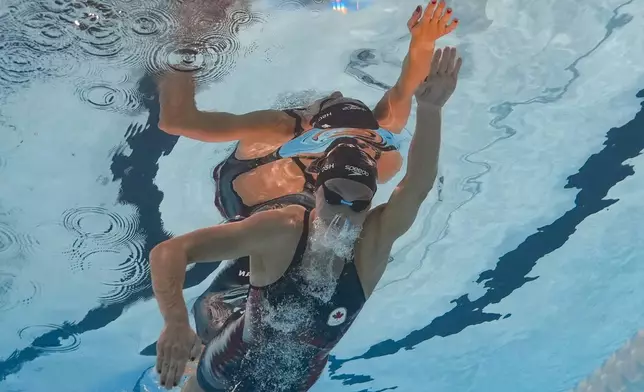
left=193, top=110, right=317, bottom=341
left=196, top=210, right=367, bottom=392
left=192, top=101, right=391, bottom=388
left=213, top=109, right=316, bottom=219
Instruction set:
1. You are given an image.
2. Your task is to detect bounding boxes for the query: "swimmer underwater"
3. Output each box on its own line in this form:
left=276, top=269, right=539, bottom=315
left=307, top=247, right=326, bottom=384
left=150, top=2, right=462, bottom=391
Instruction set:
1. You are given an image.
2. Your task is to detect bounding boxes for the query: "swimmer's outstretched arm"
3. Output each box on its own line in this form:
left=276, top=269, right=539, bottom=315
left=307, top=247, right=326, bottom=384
left=377, top=47, right=461, bottom=241
left=374, top=1, right=458, bottom=134
left=157, top=72, right=295, bottom=143
left=150, top=208, right=292, bottom=388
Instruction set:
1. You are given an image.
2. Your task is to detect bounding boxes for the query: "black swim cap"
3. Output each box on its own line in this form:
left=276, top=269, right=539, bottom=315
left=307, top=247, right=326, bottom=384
left=314, top=144, right=378, bottom=192
left=310, top=98, right=380, bottom=130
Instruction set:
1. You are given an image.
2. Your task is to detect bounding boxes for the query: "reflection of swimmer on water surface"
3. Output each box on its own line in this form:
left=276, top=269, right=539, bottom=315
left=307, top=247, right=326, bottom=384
left=158, top=77, right=408, bottom=217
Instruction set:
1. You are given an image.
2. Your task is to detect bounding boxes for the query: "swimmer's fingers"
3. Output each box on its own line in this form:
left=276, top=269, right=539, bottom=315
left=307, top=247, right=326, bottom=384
left=452, top=56, right=463, bottom=78
left=158, top=350, right=173, bottom=389
left=407, top=5, right=423, bottom=31
left=156, top=343, right=165, bottom=374
left=425, top=0, right=446, bottom=23
left=190, top=340, right=203, bottom=362
left=168, top=347, right=190, bottom=389
left=444, top=17, right=459, bottom=35
left=429, top=48, right=443, bottom=77
left=438, top=47, right=455, bottom=74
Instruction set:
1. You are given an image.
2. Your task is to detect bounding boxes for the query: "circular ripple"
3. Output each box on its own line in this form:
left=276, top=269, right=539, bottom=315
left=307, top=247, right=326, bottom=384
left=126, top=8, right=174, bottom=37
left=0, top=32, right=79, bottom=83
left=22, top=11, right=74, bottom=52
left=277, top=0, right=306, bottom=11
left=76, top=83, right=140, bottom=112
left=141, top=34, right=237, bottom=82
left=60, top=3, right=126, bottom=59
left=67, top=244, right=117, bottom=272
left=198, top=30, right=239, bottom=55
left=65, top=237, right=147, bottom=304
left=18, top=324, right=81, bottom=353
left=61, top=207, right=139, bottom=247
left=7, top=2, right=42, bottom=23
left=228, top=10, right=264, bottom=34
left=0, top=222, right=21, bottom=260
left=99, top=240, right=148, bottom=304
left=40, top=0, right=77, bottom=14
left=167, top=48, right=206, bottom=71
left=0, top=38, right=42, bottom=84
left=40, top=50, right=81, bottom=78
left=0, top=272, right=41, bottom=312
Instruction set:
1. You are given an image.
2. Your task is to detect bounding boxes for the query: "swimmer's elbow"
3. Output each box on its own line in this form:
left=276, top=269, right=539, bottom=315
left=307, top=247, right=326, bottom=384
left=150, top=241, right=189, bottom=270
left=158, top=107, right=205, bottom=138
left=158, top=117, right=185, bottom=136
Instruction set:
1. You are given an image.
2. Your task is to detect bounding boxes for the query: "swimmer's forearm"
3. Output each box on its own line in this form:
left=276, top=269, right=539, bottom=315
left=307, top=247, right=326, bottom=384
left=374, top=52, right=424, bottom=132
left=150, top=243, right=190, bottom=326
left=398, top=44, right=437, bottom=96
left=405, top=104, right=441, bottom=194
left=158, top=72, right=198, bottom=127
left=377, top=104, right=441, bottom=240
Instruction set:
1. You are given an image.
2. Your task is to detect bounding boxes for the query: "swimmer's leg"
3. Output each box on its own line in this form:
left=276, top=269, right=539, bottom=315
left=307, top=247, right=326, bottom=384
left=193, top=256, right=250, bottom=343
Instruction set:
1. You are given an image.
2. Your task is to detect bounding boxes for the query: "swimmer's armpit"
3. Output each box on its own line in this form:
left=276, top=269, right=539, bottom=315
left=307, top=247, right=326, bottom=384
left=157, top=72, right=295, bottom=143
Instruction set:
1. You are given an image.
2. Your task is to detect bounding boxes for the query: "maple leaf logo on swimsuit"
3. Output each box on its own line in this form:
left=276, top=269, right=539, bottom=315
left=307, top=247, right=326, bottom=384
left=327, top=307, right=347, bottom=326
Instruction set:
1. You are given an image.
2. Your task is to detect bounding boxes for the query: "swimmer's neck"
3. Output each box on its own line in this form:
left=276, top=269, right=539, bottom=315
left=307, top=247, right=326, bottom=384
left=309, top=208, right=319, bottom=223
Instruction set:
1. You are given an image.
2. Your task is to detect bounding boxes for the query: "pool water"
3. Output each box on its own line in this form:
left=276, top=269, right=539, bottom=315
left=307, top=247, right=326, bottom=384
left=1, top=0, right=644, bottom=391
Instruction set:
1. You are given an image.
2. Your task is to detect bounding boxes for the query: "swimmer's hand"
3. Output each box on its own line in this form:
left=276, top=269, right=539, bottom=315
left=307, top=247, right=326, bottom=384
left=408, top=1, right=458, bottom=52
left=398, top=1, right=458, bottom=96
left=156, top=321, right=202, bottom=389
left=415, top=47, right=462, bottom=109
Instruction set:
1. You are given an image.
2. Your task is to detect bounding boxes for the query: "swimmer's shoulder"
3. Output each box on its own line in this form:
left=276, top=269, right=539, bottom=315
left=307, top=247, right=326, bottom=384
left=245, top=205, right=307, bottom=240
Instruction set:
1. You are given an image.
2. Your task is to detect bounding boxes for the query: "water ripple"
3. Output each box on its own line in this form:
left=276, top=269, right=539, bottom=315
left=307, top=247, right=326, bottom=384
left=141, top=30, right=238, bottom=82
left=0, top=222, right=21, bottom=260
left=229, top=9, right=264, bottom=34
left=0, top=38, right=43, bottom=84
left=76, top=82, right=141, bottom=113
left=21, top=11, right=74, bottom=52
left=125, top=7, right=174, bottom=38
left=0, top=272, right=41, bottom=312
left=277, top=0, right=306, bottom=11
left=99, top=240, right=148, bottom=304
left=61, top=206, right=139, bottom=247
left=65, top=237, right=147, bottom=304
left=18, top=324, right=81, bottom=353
left=40, top=0, right=78, bottom=14
left=59, top=1, right=126, bottom=59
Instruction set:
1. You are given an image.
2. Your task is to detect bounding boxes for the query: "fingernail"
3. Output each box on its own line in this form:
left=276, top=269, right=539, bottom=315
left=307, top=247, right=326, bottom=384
left=431, top=0, right=437, bottom=4
left=415, top=5, right=421, bottom=12
left=190, top=357, right=196, bottom=361
left=453, top=18, right=459, bottom=22
left=447, top=8, right=452, bottom=13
